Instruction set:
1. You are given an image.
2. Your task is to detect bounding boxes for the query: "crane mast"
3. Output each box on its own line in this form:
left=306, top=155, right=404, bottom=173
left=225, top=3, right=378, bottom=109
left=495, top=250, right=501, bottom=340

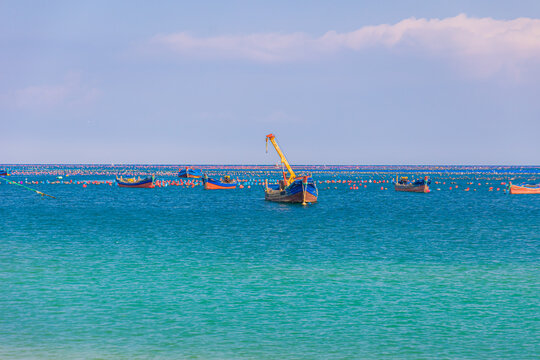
left=266, top=133, right=296, bottom=185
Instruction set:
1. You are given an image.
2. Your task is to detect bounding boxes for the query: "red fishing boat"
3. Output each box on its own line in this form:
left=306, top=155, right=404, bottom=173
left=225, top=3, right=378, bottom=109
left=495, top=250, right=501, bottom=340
left=116, top=175, right=155, bottom=188
left=508, top=182, right=540, bottom=194
left=393, top=176, right=431, bottom=193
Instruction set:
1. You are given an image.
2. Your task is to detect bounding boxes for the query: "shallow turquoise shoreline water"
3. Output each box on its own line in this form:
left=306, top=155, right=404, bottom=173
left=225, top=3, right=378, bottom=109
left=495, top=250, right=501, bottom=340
left=1, top=167, right=539, bottom=359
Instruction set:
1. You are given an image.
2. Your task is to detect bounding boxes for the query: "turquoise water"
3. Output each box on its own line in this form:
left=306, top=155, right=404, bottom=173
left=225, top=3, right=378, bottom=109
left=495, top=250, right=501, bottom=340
left=1, top=167, right=539, bottom=359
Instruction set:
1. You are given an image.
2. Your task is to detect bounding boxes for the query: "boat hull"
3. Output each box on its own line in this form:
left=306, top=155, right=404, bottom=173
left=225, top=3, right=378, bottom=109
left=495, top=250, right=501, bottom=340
left=509, top=184, right=540, bottom=194
left=178, top=169, right=203, bottom=178
left=203, top=177, right=237, bottom=190
left=116, top=176, right=155, bottom=188
left=394, top=183, right=430, bottom=193
left=179, top=174, right=202, bottom=179
left=265, top=178, right=318, bottom=203
left=118, top=182, right=155, bottom=188
left=265, top=189, right=318, bottom=203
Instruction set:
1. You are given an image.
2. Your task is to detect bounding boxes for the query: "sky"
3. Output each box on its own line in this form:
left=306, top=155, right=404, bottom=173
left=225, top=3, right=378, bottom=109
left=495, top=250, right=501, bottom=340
left=1, top=0, right=540, bottom=165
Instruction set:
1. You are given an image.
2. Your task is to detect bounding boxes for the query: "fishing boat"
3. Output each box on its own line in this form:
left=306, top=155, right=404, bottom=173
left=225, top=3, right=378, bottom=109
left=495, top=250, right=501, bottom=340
left=393, top=176, right=431, bottom=193
left=178, top=167, right=203, bottom=178
left=263, top=134, right=318, bottom=204
left=116, top=175, right=155, bottom=188
left=0, top=169, right=9, bottom=176
left=508, top=182, right=540, bottom=194
left=202, top=174, right=237, bottom=190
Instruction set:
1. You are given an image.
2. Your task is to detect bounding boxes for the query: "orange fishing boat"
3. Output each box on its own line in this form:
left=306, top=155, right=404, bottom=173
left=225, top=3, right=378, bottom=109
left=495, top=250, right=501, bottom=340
left=202, top=174, right=237, bottom=190
left=508, top=182, right=540, bottom=194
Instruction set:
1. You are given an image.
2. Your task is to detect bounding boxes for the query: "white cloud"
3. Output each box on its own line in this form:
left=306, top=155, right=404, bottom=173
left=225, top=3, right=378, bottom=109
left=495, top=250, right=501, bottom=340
left=2, top=73, right=99, bottom=110
left=151, top=32, right=314, bottom=62
left=149, top=14, right=540, bottom=77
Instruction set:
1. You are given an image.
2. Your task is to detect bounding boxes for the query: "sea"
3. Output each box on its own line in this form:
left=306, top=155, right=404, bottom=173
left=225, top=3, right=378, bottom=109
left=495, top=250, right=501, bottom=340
left=1, top=165, right=539, bottom=359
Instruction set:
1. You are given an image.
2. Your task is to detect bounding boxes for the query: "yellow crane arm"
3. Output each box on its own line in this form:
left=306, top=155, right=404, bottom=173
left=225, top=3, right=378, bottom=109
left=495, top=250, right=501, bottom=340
left=266, top=133, right=296, bottom=184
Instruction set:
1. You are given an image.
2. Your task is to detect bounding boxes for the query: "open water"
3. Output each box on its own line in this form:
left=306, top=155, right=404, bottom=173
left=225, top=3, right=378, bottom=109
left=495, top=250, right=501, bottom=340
left=1, top=166, right=539, bottom=359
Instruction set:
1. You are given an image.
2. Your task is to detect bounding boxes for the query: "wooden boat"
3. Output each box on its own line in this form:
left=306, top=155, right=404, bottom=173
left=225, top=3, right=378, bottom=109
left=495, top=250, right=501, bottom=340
left=0, top=169, right=9, bottom=176
left=393, top=176, right=431, bottom=193
left=263, top=134, right=318, bottom=204
left=508, top=182, right=540, bottom=194
left=202, top=174, right=237, bottom=190
left=116, top=175, right=155, bottom=188
left=178, top=167, right=203, bottom=178
left=265, top=176, right=318, bottom=203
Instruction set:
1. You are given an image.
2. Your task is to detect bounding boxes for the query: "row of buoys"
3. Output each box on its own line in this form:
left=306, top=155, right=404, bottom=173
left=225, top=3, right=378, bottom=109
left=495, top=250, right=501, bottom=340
left=3, top=171, right=526, bottom=195
left=319, top=179, right=390, bottom=184
left=7, top=164, right=539, bottom=172
left=444, top=186, right=504, bottom=192
left=5, top=169, right=536, bottom=185
left=8, top=178, right=512, bottom=192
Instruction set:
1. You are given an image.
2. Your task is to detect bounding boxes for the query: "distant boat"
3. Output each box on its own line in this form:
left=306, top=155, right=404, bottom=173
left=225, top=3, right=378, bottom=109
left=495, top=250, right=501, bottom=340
left=202, top=174, right=237, bottom=190
left=393, top=176, right=431, bottom=193
left=116, top=175, right=155, bottom=188
left=178, top=167, right=203, bottom=178
left=508, top=182, right=540, bottom=194
left=263, top=134, right=318, bottom=204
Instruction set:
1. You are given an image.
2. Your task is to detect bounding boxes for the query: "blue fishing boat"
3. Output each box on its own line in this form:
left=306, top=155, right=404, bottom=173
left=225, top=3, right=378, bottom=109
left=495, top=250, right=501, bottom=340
left=202, top=174, right=237, bottom=190
left=264, top=134, right=318, bottom=204
left=265, top=176, right=318, bottom=203
left=116, top=175, right=155, bottom=188
left=178, top=167, right=203, bottom=178
left=0, top=169, right=10, bottom=176
left=393, top=176, right=431, bottom=193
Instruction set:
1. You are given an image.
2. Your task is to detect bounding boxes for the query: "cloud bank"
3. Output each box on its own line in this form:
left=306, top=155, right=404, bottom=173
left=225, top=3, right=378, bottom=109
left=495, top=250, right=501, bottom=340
left=1, top=73, right=99, bottom=110
left=150, top=14, right=540, bottom=76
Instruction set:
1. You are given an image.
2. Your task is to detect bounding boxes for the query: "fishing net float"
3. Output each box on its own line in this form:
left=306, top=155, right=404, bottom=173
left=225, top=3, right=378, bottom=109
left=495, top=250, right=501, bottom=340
left=0, top=176, right=56, bottom=199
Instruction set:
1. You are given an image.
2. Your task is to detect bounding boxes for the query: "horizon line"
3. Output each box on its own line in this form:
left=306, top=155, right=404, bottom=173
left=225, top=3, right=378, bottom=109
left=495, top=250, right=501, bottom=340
left=2, top=163, right=539, bottom=167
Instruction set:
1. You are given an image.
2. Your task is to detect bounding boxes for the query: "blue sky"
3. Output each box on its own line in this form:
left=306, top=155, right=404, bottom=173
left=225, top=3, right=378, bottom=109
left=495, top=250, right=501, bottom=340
left=1, top=1, right=540, bottom=165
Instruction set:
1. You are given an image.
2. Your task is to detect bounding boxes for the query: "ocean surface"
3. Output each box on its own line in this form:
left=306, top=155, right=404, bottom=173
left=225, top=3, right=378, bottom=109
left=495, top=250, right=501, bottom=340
left=1, top=165, right=539, bottom=359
